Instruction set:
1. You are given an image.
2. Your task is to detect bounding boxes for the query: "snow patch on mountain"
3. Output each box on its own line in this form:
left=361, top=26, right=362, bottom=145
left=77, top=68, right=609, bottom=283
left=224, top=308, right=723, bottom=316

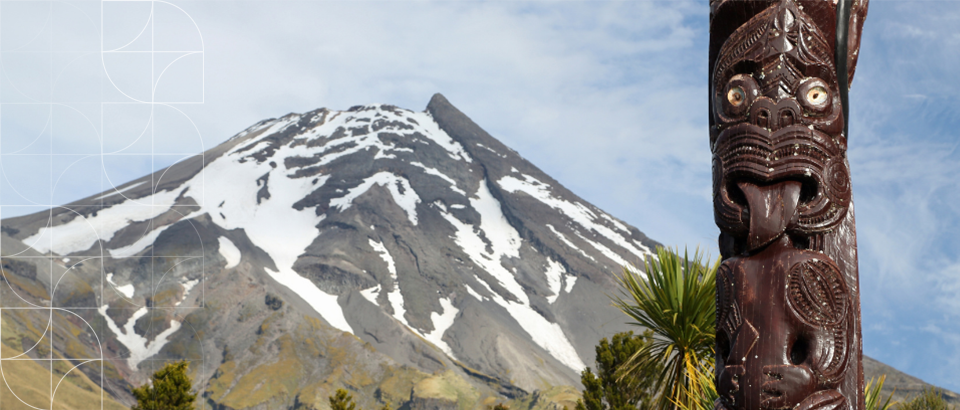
left=423, top=298, right=458, bottom=357
left=288, top=107, right=468, bottom=170
left=109, top=226, right=172, bottom=259
left=438, top=180, right=585, bottom=371
left=411, top=161, right=466, bottom=196
left=545, top=259, right=565, bottom=304
left=365, top=238, right=459, bottom=358
left=180, top=130, right=353, bottom=333
left=441, top=181, right=522, bottom=299
left=176, top=278, right=200, bottom=306
left=218, top=236, right=241, bottom=269
left=465, top=284, right=484, bottom=301
left=575, top=231, right=633, bottom=268
left=108, top=210, right=204, bottom=258
left=369, top=239, right=398, bottom=277
left=415, top=111, right=472, bottom=163
left=331, top=173, right=420, bottom=225
left=546, top=224, right=596, bottom=262
left=106, top=273, right=135, bottom=299
left=360, top=285, right=380, bottom=305
left=499, top=174, right=651, bottom=261
left=300, top=128, right=404, bottom=167
left=25, top=188, right=182, bottom=255
left=367, top=238, right=409, bottom=325
left=98, top=305, right=181, bottom=370
left=564, top=275, right=577, bottom=293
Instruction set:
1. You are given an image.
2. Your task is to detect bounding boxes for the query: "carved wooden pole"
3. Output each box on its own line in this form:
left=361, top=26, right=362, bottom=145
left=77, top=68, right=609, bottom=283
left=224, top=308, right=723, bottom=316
left=709, top=1, right=868, bottom=409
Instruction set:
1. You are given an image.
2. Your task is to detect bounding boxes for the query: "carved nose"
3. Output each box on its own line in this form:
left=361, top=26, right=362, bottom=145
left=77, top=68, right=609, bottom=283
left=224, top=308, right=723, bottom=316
left=750, top=99, right=803, bottom=131
left=737, top=180, right=801, bottom=251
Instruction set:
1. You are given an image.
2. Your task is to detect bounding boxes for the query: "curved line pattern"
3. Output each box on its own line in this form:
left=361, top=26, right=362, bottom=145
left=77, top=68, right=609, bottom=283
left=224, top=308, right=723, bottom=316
left=51, top=359, right=100, bottom=403
left=100, top=110, right=154, bottom=155
left=1, top=4, right=209, bottom=408
left=6, top=3, right=52, bottom=52
left=0, top=259, right=47, bottom=310
left=103, top=7, right=154, bottom=53
left=151, top=51, right=201, bottom=99
left=51, top=154, right=100, bottom=202
left=3, top=108, right=52, bottom=155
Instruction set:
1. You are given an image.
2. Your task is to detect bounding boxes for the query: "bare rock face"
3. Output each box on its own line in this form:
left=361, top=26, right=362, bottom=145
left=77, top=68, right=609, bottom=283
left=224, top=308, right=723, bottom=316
left=0, top=94, right=950, bottom=409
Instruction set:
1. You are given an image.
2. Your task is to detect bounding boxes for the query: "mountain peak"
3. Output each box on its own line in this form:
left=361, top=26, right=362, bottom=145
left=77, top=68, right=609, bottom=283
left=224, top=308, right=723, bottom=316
left=1, top=95, right=662, bottom=408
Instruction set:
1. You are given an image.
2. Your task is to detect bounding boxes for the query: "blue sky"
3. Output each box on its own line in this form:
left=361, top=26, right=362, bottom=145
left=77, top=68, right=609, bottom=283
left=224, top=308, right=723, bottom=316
left=0, top=0, right=958, bottom=393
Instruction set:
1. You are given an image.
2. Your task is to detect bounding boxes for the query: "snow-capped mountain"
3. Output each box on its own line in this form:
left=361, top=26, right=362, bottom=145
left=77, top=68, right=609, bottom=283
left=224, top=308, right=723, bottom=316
left=1, top=94, right=659, bottom=409
left=0, top=94, right=955, bottom=410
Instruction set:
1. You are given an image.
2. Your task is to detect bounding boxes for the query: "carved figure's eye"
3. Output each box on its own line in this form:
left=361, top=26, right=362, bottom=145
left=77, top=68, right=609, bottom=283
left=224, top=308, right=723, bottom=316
left=720, top=74, right=758, bottom=119
left=797, top=78, right=832, bottom=114
left=806, top=86, right=827, bottom=105
left=727, top=87, right=746, bottom=107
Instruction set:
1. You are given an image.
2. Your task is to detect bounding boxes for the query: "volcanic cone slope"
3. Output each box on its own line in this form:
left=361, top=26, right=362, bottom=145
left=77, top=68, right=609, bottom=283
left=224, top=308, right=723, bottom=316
left=2, top=94, right=656, bottom=409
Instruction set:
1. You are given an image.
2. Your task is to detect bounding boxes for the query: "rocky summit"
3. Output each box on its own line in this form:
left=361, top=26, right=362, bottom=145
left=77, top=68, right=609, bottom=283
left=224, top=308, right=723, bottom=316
left=0, top=94, right=952, bottom=410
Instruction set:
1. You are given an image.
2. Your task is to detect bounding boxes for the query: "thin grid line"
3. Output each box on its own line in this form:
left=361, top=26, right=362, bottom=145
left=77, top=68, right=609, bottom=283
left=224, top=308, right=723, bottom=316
left=50, top=2, right=54, bottom=403
left=99, top=1, right=104, bottom=402
left=0, top=102, right=205, bottom=104
left=0, top=153, right=204, bottom=155
left=0, top=2, right=207, bottom=408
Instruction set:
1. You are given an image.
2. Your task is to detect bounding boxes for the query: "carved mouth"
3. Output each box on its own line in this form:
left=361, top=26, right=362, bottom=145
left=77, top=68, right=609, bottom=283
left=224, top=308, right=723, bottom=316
left=713, top=123, right=850, bottom=236
left=714, top=123, right=838, bottom=186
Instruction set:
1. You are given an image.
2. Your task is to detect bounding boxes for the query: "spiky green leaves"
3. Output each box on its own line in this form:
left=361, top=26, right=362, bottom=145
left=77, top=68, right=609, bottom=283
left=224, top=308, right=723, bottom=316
left=613, top=247, right=719, bottom=410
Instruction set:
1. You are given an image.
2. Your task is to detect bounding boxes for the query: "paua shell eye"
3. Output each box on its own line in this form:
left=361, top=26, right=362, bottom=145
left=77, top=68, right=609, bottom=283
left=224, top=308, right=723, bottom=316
left=806, top=86, right=827, bottom=105
left=797, top=78, right=832, bottom=114
left=727, top=87, right=746, bottom=107
left=721, top=74, right=758, bottom=118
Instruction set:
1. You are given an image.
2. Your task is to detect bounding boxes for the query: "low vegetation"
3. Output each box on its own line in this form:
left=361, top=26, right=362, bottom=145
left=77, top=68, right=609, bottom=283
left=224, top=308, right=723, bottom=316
left=612, top=247, right=718, bottom=410
left=327, top=389, right=395, bottom=410
left=575, top=331, right=657, bottom=410
left=132, top=361, right=197, bottom=410
left=329, top=389, right=359, bottom=410
left=897, top=387, right=955, bottom=410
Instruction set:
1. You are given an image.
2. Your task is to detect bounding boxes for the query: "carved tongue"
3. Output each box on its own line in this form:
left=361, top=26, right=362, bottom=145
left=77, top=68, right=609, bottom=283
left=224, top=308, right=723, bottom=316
left=737, top=180, right=802, bottom=251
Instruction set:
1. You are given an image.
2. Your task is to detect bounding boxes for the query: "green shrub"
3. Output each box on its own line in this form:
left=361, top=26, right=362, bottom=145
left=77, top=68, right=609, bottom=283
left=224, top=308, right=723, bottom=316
left=329, top=389, right=358, bottom=410
left=898, top=387, right=955, bottom=410
left=576, top=331, right=657, bottom=410
left=132, top=361, right=197, bottom=410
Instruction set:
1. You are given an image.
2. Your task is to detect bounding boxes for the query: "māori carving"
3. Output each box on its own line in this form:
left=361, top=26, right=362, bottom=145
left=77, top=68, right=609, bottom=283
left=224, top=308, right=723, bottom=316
left=709, top=0, right=868, bottom=409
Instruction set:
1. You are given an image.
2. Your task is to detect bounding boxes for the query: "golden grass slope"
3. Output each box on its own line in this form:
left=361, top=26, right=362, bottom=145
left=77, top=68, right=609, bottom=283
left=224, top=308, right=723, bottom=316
left=0, top=322, right=126, bottom=410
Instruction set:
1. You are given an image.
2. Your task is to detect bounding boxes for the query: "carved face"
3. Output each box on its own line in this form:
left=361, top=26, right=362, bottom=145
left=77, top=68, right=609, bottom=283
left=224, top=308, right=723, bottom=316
left=716, top=238, right=851, bottom=409
left=710, top=0, right=852, bottom=245
left=709, top=1, right=868, bottom=409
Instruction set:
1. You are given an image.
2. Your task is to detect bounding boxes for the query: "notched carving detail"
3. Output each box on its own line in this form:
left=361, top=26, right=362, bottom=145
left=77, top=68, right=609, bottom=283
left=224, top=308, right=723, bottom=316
left=787, top=259, right=848, bottom=327
left=711, top=1, right=866, bottom=407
